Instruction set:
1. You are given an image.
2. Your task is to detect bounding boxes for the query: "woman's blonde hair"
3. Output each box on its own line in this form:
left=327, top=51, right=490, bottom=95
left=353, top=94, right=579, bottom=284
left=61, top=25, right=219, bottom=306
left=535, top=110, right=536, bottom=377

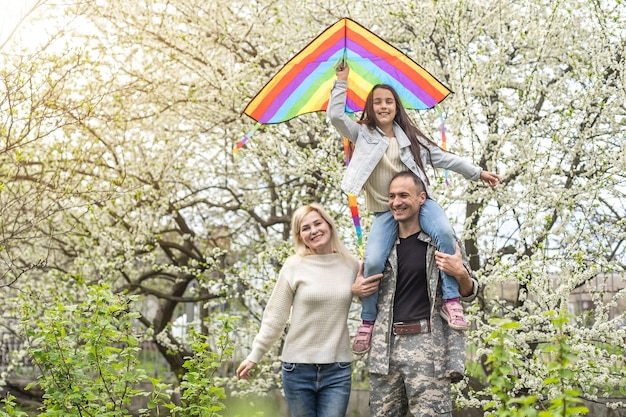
left=291, top=203, right=353, bottom=260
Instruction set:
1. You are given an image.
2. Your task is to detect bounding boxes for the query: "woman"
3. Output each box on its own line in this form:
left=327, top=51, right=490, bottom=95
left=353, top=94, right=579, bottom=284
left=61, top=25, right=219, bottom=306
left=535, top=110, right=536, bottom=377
left=236, top=203, right=365, bottom=417
left=328, top=63, right=501, bottom=353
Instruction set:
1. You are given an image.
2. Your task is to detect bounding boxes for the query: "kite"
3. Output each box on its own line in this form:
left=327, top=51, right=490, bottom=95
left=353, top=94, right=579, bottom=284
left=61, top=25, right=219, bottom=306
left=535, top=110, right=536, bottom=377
left=235, top=17, right=452, bottom=257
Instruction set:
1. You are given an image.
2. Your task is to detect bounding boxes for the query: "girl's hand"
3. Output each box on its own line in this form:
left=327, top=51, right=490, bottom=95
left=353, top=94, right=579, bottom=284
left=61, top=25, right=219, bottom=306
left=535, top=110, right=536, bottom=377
left=335, top=61, right=349, bottom=81
left=480, top=170, right=502, bottom=187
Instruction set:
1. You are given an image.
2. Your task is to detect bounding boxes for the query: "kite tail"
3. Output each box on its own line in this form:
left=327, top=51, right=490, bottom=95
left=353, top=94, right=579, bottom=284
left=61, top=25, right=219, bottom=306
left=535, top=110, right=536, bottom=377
left=435, top=104, right=449, bottom=185
left=343, top=137, right=355, bottom=165
left=233, top=123, right=262, bottom=158
left=347, top=193, right=364, bottom=259
left=343, top=128, right=364, bottom=258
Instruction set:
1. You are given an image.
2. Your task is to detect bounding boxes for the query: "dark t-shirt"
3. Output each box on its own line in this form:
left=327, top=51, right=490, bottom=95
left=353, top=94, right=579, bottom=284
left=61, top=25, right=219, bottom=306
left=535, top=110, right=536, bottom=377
left=393, top=232, right=430, bottom=322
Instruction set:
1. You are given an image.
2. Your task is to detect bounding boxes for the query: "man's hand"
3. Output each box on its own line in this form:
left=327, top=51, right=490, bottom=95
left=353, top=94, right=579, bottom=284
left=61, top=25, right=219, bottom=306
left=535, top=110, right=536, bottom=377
left=435, top=243, right=473, bottom=297
left=352, top=262, right=382, bottom=298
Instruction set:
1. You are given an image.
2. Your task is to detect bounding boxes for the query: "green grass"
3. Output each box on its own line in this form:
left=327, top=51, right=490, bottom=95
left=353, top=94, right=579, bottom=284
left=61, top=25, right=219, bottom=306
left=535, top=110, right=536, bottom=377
left=222, top=394, right=285, bottom=417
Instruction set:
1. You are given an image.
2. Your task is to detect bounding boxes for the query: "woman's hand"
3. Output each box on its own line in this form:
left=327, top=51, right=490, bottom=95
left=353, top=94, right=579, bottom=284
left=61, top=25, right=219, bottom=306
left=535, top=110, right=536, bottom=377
left=352, top=262, right=382, bottom=298
left=236, top=359, right=256, bottom=380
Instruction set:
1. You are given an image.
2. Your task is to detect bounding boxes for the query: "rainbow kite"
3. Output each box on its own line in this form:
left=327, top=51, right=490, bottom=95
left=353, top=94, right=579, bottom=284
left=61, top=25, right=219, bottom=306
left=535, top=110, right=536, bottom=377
left=240, top=17, right=451, bottom=127
left=236, top=17, right=452, bottom=257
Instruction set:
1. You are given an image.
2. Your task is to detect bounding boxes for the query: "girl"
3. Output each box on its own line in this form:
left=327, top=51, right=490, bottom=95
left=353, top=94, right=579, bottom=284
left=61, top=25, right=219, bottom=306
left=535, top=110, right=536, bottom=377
left=328, top=63, right=501, bottom=354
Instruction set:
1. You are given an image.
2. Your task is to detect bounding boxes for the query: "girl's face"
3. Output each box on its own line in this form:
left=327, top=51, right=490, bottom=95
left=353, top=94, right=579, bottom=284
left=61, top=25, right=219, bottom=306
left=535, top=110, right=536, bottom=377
left=372, top=88, right=396, bottom=129
left=299, top=211, right=333, bottom=255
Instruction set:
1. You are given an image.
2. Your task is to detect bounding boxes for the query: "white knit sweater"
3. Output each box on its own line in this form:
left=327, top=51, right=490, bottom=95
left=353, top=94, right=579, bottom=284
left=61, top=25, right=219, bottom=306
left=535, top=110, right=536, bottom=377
left=247, top=253, right=359, bottom=364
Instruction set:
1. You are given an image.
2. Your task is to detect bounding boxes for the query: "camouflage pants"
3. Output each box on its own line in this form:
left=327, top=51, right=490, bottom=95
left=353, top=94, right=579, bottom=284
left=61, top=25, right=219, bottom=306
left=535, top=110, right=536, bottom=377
left=368, top=330, right=452, bottom=417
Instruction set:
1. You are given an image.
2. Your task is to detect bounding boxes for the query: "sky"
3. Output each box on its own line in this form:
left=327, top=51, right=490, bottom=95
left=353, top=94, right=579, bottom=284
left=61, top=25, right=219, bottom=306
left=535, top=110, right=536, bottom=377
left=0, top=0, right=42, bottom=48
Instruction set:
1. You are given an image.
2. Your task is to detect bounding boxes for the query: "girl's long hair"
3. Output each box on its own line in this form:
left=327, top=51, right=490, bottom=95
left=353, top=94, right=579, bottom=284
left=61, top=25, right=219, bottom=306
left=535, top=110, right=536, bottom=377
left=359, top=84, right=439, bottom=184
left=291, top=203, right=353, bottom=261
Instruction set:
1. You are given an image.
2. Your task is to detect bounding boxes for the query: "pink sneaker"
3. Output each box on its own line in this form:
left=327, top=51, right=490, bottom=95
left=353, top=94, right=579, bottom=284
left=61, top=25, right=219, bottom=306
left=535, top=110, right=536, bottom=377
left=352, top=323, right=373, bottom=354
left=440, top=300, right=468, bottom=330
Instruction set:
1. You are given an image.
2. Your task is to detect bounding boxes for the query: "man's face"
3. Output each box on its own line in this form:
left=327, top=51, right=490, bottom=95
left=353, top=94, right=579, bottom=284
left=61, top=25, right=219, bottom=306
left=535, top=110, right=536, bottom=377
left=388, top=176, right=426, bottom=223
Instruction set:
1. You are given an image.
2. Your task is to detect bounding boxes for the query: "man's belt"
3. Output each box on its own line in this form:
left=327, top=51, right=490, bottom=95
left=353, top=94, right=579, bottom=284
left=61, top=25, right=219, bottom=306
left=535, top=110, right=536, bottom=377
left=393, top=319, right=431, bottom=335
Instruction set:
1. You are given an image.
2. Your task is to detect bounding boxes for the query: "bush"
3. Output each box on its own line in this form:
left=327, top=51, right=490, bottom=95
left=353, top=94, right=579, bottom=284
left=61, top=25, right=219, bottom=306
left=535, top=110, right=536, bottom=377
left=9, top=283, right=243, bottom=417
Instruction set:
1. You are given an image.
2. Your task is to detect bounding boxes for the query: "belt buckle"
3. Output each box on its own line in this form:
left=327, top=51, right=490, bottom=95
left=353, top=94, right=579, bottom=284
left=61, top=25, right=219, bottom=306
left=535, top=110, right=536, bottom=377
left=392, top=321, right=403, bottom=335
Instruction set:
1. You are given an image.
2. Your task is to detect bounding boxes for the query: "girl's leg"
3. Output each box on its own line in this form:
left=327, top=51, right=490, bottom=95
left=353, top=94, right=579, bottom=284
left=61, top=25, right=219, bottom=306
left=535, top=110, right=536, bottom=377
left=419, top=198, right=459, bottom=299
left=360, top=289, right=380, bottom=322
left=420, top=199, right=468, bottom=330
left=361, top=210, right=398, bottom=321
left=354, top=210, right=398, bottom=353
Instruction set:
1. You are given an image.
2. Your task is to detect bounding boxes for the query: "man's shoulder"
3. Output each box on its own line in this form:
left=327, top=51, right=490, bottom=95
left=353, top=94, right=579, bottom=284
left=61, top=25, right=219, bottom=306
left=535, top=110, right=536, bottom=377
left=416, top=231, right=434, bottom=247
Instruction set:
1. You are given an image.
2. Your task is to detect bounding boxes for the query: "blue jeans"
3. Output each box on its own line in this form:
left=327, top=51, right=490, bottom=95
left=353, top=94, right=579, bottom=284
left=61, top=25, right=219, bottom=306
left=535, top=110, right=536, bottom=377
left=361, top=199, right=460, bottom=321
left=281, top=362, right=352, bottom=417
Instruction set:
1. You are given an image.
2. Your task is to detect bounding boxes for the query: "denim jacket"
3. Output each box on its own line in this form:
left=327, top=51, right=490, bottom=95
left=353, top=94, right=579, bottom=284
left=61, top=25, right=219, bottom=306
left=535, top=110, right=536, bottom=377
left=328, top=80, right=482, bottom=198
left=367, top=232, right=479, bottom=377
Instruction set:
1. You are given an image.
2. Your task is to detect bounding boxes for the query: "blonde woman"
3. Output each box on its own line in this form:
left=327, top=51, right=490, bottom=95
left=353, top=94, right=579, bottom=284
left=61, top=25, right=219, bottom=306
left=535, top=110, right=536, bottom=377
left=236, top=203, right=379, bottom=417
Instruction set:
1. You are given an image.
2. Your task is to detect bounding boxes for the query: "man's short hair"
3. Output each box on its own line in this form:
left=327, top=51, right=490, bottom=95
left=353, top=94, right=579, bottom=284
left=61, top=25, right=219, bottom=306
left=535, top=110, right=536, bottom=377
left=390, top=171, right=426, bottom=194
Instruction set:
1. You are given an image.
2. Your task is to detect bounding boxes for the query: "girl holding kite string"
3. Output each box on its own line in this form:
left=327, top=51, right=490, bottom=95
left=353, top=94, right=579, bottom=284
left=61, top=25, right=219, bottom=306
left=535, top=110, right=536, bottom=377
left=329, top=63, right=501, bottom=354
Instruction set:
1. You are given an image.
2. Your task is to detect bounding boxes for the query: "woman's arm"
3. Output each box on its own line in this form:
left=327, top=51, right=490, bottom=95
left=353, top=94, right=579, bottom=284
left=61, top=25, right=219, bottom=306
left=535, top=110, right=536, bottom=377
left=244, top=265, right=295, bottom=364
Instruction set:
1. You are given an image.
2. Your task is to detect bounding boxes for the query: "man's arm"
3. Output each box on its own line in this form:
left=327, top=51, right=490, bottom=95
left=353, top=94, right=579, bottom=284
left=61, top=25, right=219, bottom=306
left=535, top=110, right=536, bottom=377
left=435, top=242, right=476, bottom=298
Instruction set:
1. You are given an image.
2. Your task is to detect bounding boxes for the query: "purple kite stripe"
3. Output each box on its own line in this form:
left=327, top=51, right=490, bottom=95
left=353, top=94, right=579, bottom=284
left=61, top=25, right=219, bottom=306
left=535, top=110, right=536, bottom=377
left=345, top=96, right=362, bottom=112
left=269, top=62, right=339, bottom=122
left=261, top=38, right=344, bottom=122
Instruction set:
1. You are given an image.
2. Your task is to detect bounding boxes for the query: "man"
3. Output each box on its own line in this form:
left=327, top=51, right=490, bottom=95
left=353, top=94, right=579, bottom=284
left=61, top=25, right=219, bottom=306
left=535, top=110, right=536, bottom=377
left=353, top=171, right=479, bottom=417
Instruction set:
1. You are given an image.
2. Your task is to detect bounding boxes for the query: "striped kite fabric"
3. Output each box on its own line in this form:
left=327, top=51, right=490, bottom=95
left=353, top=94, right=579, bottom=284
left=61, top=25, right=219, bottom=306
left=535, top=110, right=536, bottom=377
left=243, top=17, right=452, bottom=124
